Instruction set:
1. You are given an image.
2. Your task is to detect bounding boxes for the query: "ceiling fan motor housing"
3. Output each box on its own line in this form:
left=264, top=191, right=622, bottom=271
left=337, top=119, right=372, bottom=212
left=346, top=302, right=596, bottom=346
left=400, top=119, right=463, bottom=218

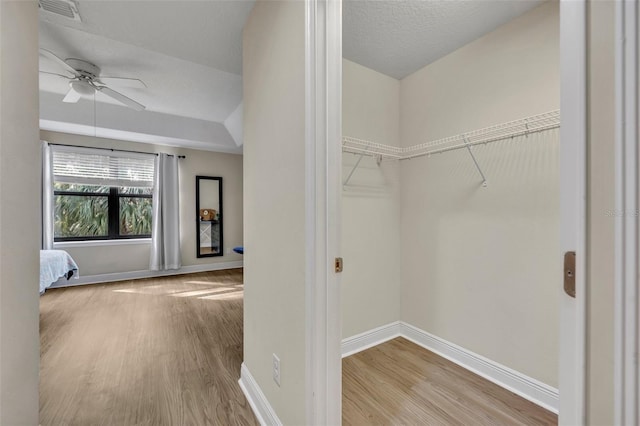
left=65, top=58, right=100, bottom=80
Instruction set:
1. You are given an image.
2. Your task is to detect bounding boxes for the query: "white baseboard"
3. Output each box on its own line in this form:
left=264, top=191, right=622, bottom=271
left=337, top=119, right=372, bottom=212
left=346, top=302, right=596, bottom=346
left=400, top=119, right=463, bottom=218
left=399, top=322, right=559, bottom=414
left=238, top=363, right=282, bottom=426
left=50, top=261, right=244, bottom=288
left=341, top=321, right=559, bottom=414
left=341, top=321, right=401, bottom=358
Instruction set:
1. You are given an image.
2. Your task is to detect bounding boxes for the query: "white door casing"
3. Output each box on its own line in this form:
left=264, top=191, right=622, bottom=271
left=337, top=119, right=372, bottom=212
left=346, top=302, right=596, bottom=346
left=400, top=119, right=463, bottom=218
left=614, top=1, right=639, bottom=424
left=305, top=0, right=342, bottom=424
left=559, top=0, right=587, bottom=424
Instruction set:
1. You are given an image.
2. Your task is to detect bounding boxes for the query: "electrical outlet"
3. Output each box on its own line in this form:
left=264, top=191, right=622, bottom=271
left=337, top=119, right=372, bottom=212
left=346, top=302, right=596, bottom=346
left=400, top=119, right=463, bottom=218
left=272, top=353, right=281, bottom=387
left=226, top=248, right=231, bottom=254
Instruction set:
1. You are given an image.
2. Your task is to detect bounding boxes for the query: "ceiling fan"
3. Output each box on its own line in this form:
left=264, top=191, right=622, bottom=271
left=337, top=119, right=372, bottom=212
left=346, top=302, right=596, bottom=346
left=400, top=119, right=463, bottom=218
left=39, top=49, right=147, bottom=111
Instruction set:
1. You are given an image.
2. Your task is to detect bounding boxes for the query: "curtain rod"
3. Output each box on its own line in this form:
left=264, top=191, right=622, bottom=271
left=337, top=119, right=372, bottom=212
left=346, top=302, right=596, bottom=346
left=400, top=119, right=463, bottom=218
left=47, top=142, right=186, bottom=159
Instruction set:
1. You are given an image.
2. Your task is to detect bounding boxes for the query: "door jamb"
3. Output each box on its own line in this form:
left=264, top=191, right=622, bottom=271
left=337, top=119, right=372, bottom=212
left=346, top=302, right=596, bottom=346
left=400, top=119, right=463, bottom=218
left=614, top=1, right=639, bottom=424
left=305, top=0, right=342, bottom=424
left=559, top=1, right=587, bottom=424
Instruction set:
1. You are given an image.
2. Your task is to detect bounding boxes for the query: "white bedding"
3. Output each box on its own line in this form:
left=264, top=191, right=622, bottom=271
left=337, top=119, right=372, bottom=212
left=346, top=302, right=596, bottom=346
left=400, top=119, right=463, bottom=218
left=40, top=250, right=79, bottom=294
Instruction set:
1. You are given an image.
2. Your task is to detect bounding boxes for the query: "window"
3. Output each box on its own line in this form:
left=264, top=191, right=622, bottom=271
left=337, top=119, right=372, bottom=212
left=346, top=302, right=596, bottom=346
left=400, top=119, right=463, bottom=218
left=50, top=146, right=155, bottom=242
left=54, top=184, right=153, bottom=240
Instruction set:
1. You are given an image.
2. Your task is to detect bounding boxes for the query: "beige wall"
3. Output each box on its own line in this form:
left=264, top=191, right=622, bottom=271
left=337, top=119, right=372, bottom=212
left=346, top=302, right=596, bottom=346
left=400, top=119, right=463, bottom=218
left=0, top=1, right=40, bottom=423
left=399, top=1, right=560, bottom=387
left=342, top=59, right=402, bottom=338
left=587, top=1, right=615, bottom=424
left=40, top=131, right=243, bottom=276
left=242, top=1, right=306, bottom=424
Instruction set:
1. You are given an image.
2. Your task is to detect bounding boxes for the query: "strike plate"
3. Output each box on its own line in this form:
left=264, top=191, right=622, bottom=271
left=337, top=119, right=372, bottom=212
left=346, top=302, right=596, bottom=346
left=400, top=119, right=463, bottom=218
left=564, top=251, right=576, bottom=298
left=335, top=257, right=343, bottom=273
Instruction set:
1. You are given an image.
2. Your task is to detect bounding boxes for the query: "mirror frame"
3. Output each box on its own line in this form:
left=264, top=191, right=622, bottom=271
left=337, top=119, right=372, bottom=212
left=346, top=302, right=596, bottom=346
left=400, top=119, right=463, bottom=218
left=195, top=175, right=223, bottom=258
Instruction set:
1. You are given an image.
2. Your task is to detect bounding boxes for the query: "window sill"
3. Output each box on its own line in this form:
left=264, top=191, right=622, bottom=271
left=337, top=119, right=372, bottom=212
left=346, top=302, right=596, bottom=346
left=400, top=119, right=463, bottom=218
left=53, top=238, right=152, bottom=248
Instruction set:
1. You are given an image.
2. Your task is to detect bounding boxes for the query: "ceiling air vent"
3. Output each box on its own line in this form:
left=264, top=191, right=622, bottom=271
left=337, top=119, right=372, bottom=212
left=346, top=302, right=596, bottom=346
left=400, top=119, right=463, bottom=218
left=39, top=0, right=81, bottom=22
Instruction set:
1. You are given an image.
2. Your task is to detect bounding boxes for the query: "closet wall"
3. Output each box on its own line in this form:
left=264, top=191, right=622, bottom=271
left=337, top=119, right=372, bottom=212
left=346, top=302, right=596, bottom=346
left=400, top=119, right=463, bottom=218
left=399, top=1, right=559, bottom=387
left=342, top=59, right=401, bottom=338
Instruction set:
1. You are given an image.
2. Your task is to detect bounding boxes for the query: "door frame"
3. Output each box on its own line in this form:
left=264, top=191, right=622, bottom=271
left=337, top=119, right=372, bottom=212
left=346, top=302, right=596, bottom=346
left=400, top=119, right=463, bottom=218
left=614, top=1, right=639, bottom=424
left=559, top=0, right=587, bottom=424
left=305, top=0, right=343, bottom=424
left=308, top=0, right=589, bottom=423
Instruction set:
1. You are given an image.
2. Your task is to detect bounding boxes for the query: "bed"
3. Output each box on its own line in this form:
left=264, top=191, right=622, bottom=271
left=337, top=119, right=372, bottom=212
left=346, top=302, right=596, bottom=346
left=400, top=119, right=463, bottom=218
left=40, top=250, right=79, bottom=294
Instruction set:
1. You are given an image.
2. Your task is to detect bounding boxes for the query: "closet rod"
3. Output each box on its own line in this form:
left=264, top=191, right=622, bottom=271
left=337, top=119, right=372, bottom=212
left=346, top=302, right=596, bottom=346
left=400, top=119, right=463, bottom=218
left=47, top=142, right=186, bottom=159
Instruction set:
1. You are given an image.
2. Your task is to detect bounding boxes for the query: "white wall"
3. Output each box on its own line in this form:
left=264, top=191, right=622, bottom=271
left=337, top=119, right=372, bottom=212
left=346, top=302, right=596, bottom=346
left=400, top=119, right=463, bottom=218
left=0, top=1, right=40, bottom=423
left=342, top=59, right=401, bottom=338
left=399, top=1, right=560, bottom=387
left=40, top=131, right=243, bottom=277
left=242, top=1, right=306, bottom=424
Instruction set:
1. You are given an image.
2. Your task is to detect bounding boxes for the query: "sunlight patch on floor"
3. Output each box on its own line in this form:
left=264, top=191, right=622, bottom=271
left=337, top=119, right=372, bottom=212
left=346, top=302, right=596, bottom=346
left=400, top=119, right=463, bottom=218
left=113, top=282, right=244, bottom=300
left=171, top=287, right=235, bottom=297
left=199, top=291, right=243, bottom=300
left=113, top=286, right=188, bottom=295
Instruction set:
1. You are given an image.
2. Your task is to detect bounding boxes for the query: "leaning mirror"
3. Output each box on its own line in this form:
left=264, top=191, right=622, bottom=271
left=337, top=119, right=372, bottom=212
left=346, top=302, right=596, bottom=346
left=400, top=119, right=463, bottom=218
left=196, top=176, right=223, bottom=258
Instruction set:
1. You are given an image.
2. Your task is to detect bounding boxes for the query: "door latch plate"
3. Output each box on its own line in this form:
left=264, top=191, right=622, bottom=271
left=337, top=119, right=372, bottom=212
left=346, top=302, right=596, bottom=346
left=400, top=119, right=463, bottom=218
left=564, top=251, right=576, bottom=298
left=335, top=257, right=343, bottom=273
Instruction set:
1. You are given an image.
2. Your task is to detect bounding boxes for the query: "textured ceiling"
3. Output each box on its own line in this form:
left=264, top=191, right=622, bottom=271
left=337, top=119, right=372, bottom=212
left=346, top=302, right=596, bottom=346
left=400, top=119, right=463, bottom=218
left=343, top=0, right=545, bottom=80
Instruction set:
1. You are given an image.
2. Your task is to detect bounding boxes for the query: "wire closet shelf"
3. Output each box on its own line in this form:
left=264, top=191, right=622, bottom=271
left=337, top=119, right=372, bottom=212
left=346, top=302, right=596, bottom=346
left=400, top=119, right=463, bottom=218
left=341, top=110, right=560, bottom=187
left=342, top=136, right=403, bottom=160
left=342, top=110, right=560, bottom=161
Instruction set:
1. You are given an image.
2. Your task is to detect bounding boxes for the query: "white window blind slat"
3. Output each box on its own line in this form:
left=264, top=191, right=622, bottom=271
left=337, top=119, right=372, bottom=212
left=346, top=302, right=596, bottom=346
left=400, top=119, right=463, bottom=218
left=51, top=146, right=155, bottom=188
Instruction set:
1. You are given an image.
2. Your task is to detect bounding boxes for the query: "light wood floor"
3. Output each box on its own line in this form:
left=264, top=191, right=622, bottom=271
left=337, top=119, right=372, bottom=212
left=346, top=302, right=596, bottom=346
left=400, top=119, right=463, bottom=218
left=42, top=271, right=556, bottom=426
left=343, top=337, right=558, bottom=426
left=39, top=269, right=257, bottom=426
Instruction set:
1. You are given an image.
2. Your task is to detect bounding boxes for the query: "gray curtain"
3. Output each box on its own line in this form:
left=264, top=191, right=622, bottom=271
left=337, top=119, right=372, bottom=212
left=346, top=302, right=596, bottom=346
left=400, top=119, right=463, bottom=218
left=42, top=142, right=54, bottom=250
left=149, top=154, right=181, bottom=270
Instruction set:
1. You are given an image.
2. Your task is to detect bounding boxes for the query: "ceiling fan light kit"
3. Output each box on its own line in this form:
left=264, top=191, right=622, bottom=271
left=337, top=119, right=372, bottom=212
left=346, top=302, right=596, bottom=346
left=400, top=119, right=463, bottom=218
left=39, top=48, right=147, bottom=111
left=69, top=80, right=94, bottom=96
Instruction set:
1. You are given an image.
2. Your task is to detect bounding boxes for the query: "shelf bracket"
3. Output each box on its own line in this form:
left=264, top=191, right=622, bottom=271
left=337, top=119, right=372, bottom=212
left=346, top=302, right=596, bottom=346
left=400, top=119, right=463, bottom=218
left=343, top=145, right=370, bottom=186
left=464, top=136, right=488, bottom=187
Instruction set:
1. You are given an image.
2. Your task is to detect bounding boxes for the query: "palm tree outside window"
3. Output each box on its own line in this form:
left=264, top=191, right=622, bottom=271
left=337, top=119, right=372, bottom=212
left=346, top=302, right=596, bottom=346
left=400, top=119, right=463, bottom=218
left=53, top=183, right=152, bottom=241
left=46, top=144, right=155, bottom=242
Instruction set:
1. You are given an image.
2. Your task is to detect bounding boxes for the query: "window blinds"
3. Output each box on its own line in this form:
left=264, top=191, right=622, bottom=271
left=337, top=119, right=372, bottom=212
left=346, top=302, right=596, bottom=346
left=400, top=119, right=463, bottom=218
left=51, top=145, right=155, bottom=188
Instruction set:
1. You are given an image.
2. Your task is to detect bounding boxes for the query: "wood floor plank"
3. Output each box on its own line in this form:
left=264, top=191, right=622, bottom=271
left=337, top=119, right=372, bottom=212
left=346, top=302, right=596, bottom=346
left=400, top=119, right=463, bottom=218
left=343, top=337, right=558, bottom=426
left=40, top=269, right=257, bottom=426
left=43, top=272, right=556, bottom=425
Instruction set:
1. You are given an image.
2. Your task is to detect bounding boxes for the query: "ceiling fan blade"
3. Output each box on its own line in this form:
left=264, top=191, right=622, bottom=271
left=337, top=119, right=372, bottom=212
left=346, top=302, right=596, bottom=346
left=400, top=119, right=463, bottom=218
left=97, top=86, right=145, bottom=111
left=39, top=70, right=73, bottom=80
left=39, top=49, right=79, bottom=78
left=62, top=87, right=82, bottom=103
left=97, top=77, right=147, bottom=89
